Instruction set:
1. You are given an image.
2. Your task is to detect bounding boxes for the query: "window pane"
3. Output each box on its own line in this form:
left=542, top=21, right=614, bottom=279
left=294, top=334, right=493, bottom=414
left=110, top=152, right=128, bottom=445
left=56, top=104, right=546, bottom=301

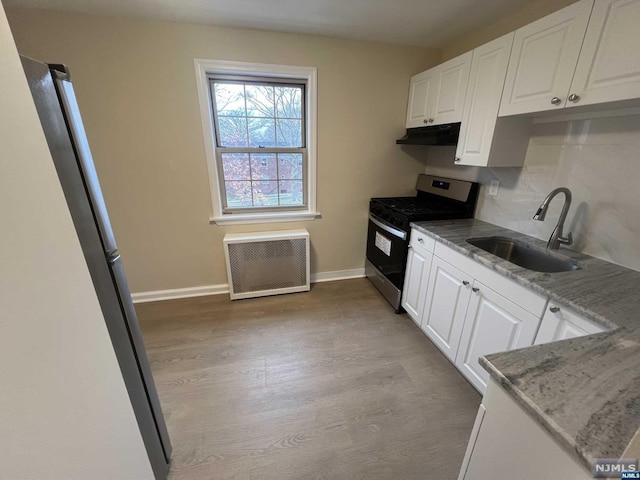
left=218, top=117, right=248, bottom=147
left=210, top=76, right=308, bottom=212
left=275, top=119, right=302, bottom=147
left=225, top=181, right=253, bottom=207
left=279, top=180, right=304, bottom=206
left=248, top=117, right=275, bottom=147
left=250, top=154, right=277, bottom=180
left=221, top=153, right=250, bottom=180
left=214, top=83, right=246, bottom=116
left=252, top=181, right=279, bottom=206
left=277, top=154, right=303, bottom=179
left=275, top=87, right=302, bottom=119
left=245, top=85, right=274, bottom=118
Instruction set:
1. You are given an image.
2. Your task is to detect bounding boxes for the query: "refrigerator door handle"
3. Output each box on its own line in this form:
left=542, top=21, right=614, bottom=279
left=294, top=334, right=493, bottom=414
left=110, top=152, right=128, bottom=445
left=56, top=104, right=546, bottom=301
left=107, top=253, right=121, bottom=265
left=53, top=75, right=119, bottom=255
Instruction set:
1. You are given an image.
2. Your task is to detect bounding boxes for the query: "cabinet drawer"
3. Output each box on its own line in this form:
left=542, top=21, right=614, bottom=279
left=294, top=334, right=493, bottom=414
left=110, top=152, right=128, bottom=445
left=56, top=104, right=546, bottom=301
left=410, top=230, right=435, bottom=253
left=535, top=303, right=607, bottom=345
left=434, top=241, right=547, bottom=317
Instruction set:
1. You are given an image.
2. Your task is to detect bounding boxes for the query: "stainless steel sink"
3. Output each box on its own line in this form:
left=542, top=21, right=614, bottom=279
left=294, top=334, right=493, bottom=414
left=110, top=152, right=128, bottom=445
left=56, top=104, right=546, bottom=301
left=466, top=236, right=582, bottom=273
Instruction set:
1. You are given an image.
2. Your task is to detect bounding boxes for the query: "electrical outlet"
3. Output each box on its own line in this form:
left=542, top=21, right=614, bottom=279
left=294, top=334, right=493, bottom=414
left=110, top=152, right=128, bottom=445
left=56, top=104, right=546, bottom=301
left=488, top=180, right=500, bottom=197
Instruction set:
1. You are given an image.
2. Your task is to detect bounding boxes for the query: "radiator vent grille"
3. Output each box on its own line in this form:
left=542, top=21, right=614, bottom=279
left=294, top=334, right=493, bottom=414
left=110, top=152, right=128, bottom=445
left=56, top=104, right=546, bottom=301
left=224, top=230, right=310, bottom=300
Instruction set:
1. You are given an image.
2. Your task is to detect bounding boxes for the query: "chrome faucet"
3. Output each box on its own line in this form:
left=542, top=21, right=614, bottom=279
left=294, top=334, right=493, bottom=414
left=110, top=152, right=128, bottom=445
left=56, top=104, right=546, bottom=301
left=533, top=187, right=573, bottom=250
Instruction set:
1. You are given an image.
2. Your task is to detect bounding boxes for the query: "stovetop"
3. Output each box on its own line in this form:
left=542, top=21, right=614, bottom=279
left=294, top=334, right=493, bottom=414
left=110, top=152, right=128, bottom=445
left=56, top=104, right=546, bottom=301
left=369, top=175, right=479, bottom=231
left=371, top=196, right=463, bottom=218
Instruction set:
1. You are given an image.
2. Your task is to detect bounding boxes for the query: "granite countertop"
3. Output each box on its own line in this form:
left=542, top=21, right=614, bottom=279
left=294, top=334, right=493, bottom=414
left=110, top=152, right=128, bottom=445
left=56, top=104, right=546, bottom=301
left=409, top=218, right=640, bottom=470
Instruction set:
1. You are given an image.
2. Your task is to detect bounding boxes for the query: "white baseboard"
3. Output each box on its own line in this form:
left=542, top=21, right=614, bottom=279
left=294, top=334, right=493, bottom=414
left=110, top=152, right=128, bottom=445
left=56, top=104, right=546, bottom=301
left=131, top=284, right=229, bottom=303
left=310, top=268, right=366, bottom=283
left=131, top=268, right=366, bottom=304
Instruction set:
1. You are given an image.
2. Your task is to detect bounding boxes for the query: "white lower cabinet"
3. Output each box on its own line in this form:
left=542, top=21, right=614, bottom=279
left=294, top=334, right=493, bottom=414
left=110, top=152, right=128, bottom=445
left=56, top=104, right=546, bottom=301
left=458, top=378, right=592, bottom=480
left=401, top=245, right=433, bottom=323
left=534, top=303, right=607, bottom=345
left=405, top=231, right=547, bottom=394
left=455, top=281, right=541, bottom=392
left=421, top=256, right=473, bottom=361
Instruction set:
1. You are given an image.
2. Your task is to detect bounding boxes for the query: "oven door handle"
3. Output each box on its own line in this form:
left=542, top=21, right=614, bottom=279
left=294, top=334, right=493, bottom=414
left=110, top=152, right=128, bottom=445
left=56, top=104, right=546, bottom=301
left=369, top=214, right=407, bottom=240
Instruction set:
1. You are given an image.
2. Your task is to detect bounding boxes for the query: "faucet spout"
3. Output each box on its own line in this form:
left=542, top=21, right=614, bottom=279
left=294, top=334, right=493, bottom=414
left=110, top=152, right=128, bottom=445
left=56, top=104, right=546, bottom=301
left=533, top=187, right=573, bottom=250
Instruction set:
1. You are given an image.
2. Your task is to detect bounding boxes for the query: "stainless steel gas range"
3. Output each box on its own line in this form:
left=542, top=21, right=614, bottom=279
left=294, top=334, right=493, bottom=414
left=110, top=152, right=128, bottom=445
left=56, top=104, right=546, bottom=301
left=365, top=174, right=479, bottom=312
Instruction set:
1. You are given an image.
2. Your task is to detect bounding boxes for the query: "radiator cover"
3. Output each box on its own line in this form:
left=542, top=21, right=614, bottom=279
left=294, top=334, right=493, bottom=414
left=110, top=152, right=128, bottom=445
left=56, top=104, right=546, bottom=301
left=223, top=229, right=310, bottom=300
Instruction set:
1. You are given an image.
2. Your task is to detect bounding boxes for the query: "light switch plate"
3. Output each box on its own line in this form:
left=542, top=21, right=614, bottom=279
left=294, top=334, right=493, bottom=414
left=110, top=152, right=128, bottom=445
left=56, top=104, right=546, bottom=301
left=489, top=180, right=500, bottom=197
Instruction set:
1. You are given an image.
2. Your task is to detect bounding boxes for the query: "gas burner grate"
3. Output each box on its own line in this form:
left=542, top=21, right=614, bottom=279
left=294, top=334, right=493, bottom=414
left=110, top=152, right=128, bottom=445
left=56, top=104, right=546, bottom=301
left=372, top=196, right=463, bottom=218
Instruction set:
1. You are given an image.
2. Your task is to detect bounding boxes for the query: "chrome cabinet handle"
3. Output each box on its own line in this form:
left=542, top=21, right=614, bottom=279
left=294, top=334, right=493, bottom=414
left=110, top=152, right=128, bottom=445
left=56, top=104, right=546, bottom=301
left=568, top=94, right=580, bottom=102
left=550, top=97, right=562, bottom=105
left=472, top=287, right=480, bottom=293
left=462, top=280, right=469, bottom=286
left=549, top=306, right=560, bottom=313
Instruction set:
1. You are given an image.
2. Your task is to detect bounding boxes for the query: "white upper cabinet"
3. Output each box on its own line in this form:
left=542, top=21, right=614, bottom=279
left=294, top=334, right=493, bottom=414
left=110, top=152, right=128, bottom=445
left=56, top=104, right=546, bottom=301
left=406, top=69, right=436, bottom=128
left=455, top=33, right=531, bottom=167
left=431, top=52, right=472, bottom=125
left=499, top=0, right=594, bottom=116
left=569, top=0, right=640, bottom=108
left=405, top=52, right=472, bottom=128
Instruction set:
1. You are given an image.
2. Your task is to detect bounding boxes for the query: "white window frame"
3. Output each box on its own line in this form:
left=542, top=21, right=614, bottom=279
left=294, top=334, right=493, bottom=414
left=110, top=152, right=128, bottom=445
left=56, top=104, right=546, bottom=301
left=195, top=59, right=318, bottom=225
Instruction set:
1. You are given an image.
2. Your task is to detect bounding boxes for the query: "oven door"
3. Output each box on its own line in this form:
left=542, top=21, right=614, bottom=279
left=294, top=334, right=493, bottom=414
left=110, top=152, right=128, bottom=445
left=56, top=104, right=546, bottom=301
left=366, top=214, right=409, bottom=309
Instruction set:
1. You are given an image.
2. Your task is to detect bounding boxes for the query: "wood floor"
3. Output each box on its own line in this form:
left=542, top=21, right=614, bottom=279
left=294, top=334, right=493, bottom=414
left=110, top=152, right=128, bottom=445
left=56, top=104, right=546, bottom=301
left=136, top=278, right=481, bottom=480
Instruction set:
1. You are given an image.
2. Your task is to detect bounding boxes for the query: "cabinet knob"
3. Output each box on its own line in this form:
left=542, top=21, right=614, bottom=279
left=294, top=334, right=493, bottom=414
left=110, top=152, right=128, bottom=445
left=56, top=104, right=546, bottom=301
left=568, top=94, right=580, bottom=103
left=549, top=306, right=560, bottom=313
left=455, top=157, right=461, bottom=163
left=472, top=287, right=480, bottom=293
left=550, top=97, right=562, bottom=105
left=428, top=118, right=434, bottom=123
left=462, top=280, right=469, bottom=286
left=423, top=119, right=429, bottom=124
left=418, top=238, right=424, bottom=243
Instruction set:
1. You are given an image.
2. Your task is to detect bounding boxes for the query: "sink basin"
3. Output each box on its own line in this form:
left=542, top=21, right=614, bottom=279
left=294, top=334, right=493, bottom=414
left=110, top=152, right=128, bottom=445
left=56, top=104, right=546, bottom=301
left=466, top=236, right=581, bottom=273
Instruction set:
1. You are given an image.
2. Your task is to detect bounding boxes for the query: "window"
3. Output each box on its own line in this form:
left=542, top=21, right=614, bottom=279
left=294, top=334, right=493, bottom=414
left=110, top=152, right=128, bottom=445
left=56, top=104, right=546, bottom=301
left=195, top=60, right=318, bottom=225
left=210, top=78, right=305, bottom=209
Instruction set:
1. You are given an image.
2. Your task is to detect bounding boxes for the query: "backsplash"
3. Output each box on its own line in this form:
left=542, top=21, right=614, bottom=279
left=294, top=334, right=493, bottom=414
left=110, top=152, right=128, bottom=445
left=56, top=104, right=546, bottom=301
left=423, top=114, right=640, bottom=272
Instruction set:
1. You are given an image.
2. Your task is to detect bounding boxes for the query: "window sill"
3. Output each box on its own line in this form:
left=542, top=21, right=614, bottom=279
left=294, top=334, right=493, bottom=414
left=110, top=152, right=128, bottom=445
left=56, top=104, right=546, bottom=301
left=210, top=211, right=320, bottom=226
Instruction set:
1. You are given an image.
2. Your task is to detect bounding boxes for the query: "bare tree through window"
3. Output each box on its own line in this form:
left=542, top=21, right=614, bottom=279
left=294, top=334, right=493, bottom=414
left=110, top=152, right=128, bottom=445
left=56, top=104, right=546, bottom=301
left=209, top=78, right=305, bottom=210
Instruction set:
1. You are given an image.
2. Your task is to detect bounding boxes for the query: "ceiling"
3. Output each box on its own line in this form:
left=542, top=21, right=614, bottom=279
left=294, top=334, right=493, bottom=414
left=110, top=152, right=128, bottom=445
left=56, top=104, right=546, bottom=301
left=4, top=0, right=537, bottom=47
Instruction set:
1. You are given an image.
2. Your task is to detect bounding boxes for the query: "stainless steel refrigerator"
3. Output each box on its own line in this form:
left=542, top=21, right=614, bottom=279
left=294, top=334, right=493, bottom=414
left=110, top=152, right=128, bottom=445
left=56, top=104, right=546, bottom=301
left=21, top=56, right=171, bottom=479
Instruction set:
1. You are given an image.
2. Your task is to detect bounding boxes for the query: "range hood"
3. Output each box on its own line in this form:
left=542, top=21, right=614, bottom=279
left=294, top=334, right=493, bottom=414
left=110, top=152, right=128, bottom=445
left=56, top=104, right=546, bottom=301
left=396, top=123, right=460, bottom=146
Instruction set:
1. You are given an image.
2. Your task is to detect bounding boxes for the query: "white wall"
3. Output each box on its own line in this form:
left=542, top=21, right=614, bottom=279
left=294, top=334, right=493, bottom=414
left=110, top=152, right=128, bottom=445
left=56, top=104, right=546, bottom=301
left=423, top=115, right=640, bottom=272
left=5, top=7, right=439, bottom=294
left=0, top=3, right=154, bottom=479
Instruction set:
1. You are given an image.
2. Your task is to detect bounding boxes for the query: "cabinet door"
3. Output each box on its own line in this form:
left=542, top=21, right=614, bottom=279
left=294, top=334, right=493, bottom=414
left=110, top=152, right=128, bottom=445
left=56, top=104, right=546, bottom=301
left=406, top=69, right=436, bottom=128
left=534, top=304, right=606, bottom=345
left=499, top=0, right=593, bottom=116
left=401, top=246, right=433, bottom=323
left=421, top=256, right=473, bottom=361
left=569, top=0, right=640, bottom=107
left=455, top=33, right=514, bottom=166
left=455, top=281, right=541, bottom=393
left=432, top=51, right=472, bottom=125
left=459, top=379, right=594, bottom=480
